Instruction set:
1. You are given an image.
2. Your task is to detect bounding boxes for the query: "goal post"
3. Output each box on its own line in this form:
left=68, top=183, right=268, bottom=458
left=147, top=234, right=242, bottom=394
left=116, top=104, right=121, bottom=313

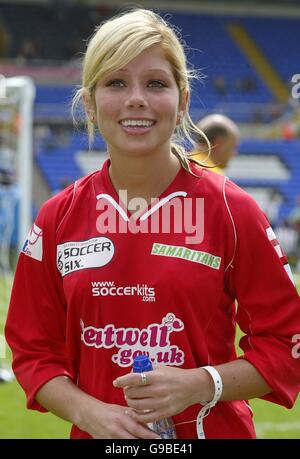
left=0, top=76, right=35, bottom=259
left=0, top=76, right=35, bottom=368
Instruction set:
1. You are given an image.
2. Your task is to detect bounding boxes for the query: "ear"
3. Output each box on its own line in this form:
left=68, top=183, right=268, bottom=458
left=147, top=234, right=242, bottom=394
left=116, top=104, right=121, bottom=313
left=83, top=89, right=97, bottom=124
left=177, top=90, right=189, bottom=125
left=179, top=90, right=189, bottom=114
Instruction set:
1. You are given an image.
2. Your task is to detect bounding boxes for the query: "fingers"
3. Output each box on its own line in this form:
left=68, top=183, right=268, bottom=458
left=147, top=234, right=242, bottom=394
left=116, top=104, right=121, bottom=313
left=100, top=408, right=159, bottom=439
left=124, top=385, right=154, bottom=400
left=124, top=410, right=160, bottom=439
left=114, top=372, right=151, bottom=388
left=126, top=408, right=165, bottom=426
left=125, top=397, right=156, bottom=412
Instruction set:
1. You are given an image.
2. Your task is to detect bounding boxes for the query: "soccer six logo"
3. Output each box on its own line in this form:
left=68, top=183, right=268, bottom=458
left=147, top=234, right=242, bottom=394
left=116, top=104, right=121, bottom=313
left=56, top=237, right=114, bottom=276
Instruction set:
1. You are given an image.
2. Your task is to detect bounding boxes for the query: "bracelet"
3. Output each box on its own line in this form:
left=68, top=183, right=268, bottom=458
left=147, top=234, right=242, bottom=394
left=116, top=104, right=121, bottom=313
left=196, top=366, right=223, bottom=439
left=201, top=366, right=223, bottom=405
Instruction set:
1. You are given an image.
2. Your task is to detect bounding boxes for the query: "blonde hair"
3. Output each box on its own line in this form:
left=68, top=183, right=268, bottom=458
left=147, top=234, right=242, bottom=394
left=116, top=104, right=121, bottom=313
left=72, top=8, right=210, bottom=174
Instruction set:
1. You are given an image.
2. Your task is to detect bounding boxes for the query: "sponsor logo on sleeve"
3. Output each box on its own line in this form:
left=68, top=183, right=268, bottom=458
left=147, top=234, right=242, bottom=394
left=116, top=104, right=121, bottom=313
left=266, top=227, right=295, bottom=285
left=57, top=237, right=114, bottom=277
left=22, top=223, right=43, bottom=261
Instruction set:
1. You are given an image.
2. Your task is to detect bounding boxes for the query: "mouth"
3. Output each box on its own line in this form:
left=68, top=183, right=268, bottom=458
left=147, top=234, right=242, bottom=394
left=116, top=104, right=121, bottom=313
left=118, top=119, right=156, bottom=135
left=119, top=119, right=156, bottom=128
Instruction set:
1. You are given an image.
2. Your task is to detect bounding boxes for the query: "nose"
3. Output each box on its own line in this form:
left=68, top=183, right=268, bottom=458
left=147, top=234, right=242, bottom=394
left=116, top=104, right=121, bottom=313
left=125, top=86, right=149, bottom=108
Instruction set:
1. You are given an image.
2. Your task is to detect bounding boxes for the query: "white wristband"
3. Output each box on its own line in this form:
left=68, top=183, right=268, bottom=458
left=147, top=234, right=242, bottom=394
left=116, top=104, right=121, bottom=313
left=196, top=366, right=223, bottom=439
left=201, top=366, right=223, bottom=405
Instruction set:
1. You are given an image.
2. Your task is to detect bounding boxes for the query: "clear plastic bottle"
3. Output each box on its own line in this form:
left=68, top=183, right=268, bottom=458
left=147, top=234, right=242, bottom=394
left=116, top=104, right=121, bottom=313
left=132, top=355, right=177, bottom=439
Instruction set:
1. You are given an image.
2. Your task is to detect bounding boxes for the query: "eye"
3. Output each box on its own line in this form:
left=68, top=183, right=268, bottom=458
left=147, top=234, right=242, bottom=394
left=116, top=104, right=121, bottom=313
left=106, top=79, right=125, bottom=87
left=148, top=80, right=167, bottom=89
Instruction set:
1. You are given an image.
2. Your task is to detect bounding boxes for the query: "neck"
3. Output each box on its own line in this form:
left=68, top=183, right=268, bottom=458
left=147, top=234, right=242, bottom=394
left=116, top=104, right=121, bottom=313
left=108, top=150, right=181, bottom=204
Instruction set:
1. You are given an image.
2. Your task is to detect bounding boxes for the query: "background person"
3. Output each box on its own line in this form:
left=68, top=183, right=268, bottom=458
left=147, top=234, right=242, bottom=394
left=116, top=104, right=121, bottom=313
left=191, top=113, right=240, bottom=174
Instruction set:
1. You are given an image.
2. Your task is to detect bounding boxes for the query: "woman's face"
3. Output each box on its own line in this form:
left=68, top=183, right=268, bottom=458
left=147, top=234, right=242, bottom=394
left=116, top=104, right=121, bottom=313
left=93, top=44, right=185, bottom=158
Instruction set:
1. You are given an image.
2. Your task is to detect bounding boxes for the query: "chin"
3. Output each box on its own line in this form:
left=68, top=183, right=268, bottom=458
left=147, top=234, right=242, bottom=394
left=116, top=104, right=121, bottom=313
left=121, top=143, right=157, bottom=157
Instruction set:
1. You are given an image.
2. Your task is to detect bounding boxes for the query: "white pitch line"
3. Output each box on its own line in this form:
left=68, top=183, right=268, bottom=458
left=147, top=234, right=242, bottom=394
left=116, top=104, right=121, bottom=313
left=0, top=334, right=6, bottom=359
left=255, top=421, right=300, bottom=435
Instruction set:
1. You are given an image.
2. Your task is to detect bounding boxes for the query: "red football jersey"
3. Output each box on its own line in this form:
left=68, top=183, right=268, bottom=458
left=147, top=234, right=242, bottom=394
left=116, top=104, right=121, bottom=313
left=5, top=160, right=300, bottom=439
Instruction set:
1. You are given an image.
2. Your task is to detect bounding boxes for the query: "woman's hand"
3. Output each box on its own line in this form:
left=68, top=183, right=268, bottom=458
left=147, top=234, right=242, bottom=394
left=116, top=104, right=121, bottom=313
left=113, top=364, right=214, bottom=425
left=77, top=397, right=160, bottom=439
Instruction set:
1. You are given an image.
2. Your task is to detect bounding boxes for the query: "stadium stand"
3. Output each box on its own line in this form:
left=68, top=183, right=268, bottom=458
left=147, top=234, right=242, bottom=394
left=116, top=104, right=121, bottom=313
left=0, top=2, right=299, bottom=228
left=227, top=139, right=300, bottom=223
left=0, top=4, right=275, bottom=118
left=242, top=17, right=300, bottom=86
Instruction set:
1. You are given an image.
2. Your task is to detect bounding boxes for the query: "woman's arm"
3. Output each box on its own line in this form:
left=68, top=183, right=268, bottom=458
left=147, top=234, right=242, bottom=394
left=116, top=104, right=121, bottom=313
left=36, top=376, right=160, bottom=439
left=214, top=359, right=271, bottom=401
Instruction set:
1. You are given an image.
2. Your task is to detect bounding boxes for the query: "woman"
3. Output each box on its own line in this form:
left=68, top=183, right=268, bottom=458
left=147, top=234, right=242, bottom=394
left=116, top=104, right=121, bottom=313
left=5, top=9, right=300, bottom=439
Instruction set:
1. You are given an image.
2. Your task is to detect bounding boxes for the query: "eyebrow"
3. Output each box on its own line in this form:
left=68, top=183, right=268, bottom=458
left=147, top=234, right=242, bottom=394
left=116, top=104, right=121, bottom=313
left=115, top=68, right=171, bottom=76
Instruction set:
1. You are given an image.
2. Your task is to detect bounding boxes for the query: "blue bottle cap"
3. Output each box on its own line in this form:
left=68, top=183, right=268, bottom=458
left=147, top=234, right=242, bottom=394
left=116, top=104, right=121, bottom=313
left=132, top=355, right=153, bottom=373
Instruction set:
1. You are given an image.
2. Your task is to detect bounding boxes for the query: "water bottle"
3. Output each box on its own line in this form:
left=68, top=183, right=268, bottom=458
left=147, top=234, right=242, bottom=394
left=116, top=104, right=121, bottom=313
left=132, top=355, right=177, bottom=439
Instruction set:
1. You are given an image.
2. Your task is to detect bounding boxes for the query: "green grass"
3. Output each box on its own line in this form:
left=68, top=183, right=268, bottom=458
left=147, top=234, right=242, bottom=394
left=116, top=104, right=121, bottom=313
left=0, top=380, right=70, bottom=438
left=0, top=274, right=300, bottom=438
left=0, top=275, right=70, bottom=438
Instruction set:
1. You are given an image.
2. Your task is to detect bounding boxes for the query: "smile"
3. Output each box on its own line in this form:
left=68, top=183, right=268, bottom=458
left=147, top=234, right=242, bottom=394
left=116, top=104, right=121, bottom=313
left=119, top=119, right=155, bottom=128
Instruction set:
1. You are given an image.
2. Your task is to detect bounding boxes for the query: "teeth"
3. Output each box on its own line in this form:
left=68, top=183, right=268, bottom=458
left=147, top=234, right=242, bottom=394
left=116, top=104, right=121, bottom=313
left=121, top=120, right=154, bottom=127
